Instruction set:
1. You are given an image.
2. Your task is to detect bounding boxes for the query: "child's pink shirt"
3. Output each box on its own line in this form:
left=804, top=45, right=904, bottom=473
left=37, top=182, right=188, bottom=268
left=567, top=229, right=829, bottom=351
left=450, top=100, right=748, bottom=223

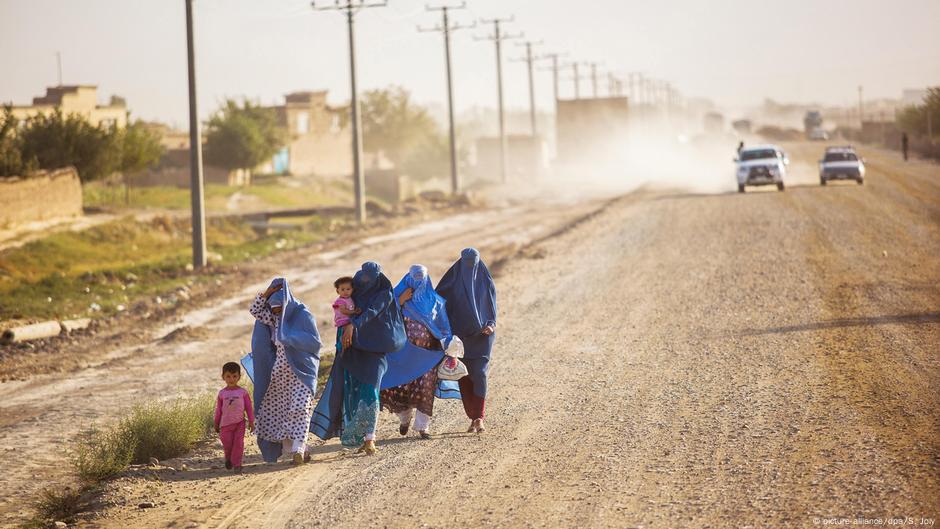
left=214, top=387, right=254, bottom=429
left=333, top=296, right=355, bottom=327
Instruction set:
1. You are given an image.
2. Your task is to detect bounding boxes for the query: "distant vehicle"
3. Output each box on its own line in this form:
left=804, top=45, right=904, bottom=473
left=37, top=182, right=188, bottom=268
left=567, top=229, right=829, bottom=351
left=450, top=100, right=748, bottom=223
left=819, top=146, right=865, bottom=185
left=732, top=119, right=752, bottom=134
left=735, top=144, right=788, bottom=193
left=804, top=110, right=824, bottom=140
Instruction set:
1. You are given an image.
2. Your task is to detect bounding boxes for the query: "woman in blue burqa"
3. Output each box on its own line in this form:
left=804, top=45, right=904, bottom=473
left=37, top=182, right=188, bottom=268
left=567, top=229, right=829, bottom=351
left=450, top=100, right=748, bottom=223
left=379, top=264, right=454, bottom=439
left=311, top=262, right=406, bottom=455
left=249, top=278, right=321, bottom=464
left=435, top=248, right=497, bottom=433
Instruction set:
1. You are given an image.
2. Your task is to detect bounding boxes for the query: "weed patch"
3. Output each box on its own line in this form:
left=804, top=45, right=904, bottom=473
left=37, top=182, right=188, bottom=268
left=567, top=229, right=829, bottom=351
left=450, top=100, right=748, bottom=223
left=27, top=485, right=94, bottom=526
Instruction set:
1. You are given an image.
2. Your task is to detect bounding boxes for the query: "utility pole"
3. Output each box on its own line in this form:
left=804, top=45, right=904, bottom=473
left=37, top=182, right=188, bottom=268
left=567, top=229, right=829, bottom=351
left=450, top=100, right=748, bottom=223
left=566, top=62, right=589, bottom=100
left=419, top=2, right=473, bottom=195
left=536, top=52, right=566, bottom=104
left=313, top=0, right=388, bottom=224
left=184, top=0, right=206, bottom=269
left=588, top=62, right=601, bottom=98
left=858, top=85, right=864, bottom=127
left=512, top=39, right=542, bottom=136
left=476, top=16, right=521, bottom=183
left=56, top=52, right=63, bottom=86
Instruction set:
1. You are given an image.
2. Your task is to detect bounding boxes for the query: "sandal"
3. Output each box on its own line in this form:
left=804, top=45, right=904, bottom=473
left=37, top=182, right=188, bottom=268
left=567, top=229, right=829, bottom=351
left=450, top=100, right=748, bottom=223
left=419, top=431, right=432, bottom=440
left=292, top=452, right=305, bottom=465
left=361, top=440, right=378, bottom=455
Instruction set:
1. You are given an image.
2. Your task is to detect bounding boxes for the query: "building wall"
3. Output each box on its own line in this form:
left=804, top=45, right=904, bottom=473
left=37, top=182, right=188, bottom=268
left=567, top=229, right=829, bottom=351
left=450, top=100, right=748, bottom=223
left=132, top=148, right=243, bottom=188
left=266, top=91, right=352, bottom=177
left=0, top=168, right=83, bottom=227
left=10, top=86, right=127, bottom=128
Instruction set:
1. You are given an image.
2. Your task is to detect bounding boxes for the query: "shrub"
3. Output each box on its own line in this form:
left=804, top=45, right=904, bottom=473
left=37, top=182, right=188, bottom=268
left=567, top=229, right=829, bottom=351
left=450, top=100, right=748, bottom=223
left=30, top=485, right=91, bottom=525
left=73, top=426, right=135, bottom=483
left=71, top=394, right=214, bottom=484
left=118, top=396, right=215, bottom=464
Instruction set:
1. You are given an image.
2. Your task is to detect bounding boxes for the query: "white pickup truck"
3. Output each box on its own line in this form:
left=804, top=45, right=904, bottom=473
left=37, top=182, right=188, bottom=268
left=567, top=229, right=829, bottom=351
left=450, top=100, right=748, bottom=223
left=735, top=145, right=788, bottom=193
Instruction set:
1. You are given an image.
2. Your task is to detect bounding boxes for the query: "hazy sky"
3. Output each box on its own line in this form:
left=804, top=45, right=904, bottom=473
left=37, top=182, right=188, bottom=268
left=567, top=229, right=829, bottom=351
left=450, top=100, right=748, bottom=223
left=2, top=0, right=939, bottom=127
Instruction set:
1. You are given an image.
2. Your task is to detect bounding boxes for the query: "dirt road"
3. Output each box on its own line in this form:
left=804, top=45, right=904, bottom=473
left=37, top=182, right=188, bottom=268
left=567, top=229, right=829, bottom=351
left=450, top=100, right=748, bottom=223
left=3, top=144, right=939, bottom=528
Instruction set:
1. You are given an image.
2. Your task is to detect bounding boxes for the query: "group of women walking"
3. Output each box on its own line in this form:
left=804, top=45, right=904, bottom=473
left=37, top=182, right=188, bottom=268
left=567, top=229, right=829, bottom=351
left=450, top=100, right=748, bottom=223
left=245, top=248, right=497, bottom=460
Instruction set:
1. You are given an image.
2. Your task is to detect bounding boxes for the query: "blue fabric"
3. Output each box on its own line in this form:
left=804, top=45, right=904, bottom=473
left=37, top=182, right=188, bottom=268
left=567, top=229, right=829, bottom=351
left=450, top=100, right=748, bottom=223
left=249, top=278, right=321, bottom=462
left=436, top=248, right=497, bottom=358
left=340, top=370, right=380, bottom=447
left=350, top=262, right=406, bottom=354
left=435, top=379, right=462, bottom=399
left=311, top=263, right=407, bottom=441
left=310, top=328, right=345, bottom=441
left=257, top=438, right=284, bottom=463
left=382, top=340, right=446, bottom=389
left=463, top=355, right=491, bottom=397
left=393, top=265, right=454, bottom=349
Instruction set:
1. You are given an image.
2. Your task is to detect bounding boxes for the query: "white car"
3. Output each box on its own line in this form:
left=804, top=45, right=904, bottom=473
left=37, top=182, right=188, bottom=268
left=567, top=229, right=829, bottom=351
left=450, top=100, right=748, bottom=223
left=735, top=145, right=788, bottom=193
left=819, top=146, right=865, bottom=185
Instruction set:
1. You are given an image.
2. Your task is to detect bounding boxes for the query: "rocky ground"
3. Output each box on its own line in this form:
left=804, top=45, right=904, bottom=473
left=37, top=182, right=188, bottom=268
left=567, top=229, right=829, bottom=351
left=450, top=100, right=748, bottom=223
left=1, top=143, right=938, bottom=528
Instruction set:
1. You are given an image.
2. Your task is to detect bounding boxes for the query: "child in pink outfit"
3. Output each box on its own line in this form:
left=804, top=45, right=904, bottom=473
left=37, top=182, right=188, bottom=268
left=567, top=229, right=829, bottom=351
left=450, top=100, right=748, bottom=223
left=214, top=362, right=254, bottom=472
left=332, top=276, right=360, bottom=327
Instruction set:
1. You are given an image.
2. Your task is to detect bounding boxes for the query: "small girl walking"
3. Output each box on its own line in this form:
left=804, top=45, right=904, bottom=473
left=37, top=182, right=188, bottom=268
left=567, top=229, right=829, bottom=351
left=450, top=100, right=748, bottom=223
left=214, top=362, right=255, bottom=472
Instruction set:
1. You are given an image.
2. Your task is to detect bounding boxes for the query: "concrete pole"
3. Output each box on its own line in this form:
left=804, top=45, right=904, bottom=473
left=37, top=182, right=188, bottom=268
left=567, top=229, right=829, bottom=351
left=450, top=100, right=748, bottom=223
left=572, top=62, right=580, bottom=100
left=347, top=7, right=366, bottom=223
left=525, top=42, right=537, bottom=136
left=184, top=0, right=207, bottom=269
left=551, top=55, right=559, bottom=104
left=441, top=7, right=460, bottom=194
left=495, top=21, right=508, bottom=183
left=590, top=63, right=598, bottom=98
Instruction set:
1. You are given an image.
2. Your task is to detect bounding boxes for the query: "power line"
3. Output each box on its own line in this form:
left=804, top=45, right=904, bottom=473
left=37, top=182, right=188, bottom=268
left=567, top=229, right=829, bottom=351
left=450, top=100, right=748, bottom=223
left=419, top=2, right=474, bottom=195
left=511, top=39, right=542, bottom=136
left=475, top=16, right=522, bottom=183
left=312, top=0, right=389, bottom=224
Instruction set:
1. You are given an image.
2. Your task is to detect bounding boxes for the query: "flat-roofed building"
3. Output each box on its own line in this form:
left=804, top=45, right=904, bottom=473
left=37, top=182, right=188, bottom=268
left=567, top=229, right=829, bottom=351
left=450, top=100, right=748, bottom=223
left=9, top=85, right=127, bottom=128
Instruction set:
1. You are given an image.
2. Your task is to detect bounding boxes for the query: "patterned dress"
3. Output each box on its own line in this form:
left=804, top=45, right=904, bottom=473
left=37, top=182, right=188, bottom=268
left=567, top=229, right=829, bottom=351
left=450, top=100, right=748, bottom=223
left=249, top=294, right=315, bottom=445
left=380, top=317, right=441, bottom=418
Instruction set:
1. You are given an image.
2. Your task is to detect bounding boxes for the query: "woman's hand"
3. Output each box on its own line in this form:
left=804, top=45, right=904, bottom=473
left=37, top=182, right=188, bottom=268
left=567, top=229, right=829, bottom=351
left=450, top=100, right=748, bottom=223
left=398, top=288, right=414, bottom=306
left=481, top=324, right=495, bottom=336
left=341, top=323, right=354, bottom=349
left=263, top=282, right=283, bottom=299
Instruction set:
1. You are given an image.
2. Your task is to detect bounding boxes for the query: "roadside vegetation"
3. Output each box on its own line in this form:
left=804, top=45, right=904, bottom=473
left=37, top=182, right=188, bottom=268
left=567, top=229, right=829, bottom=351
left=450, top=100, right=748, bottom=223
left=0, top=214, right=336, bottom=321
left=83, top=176, right=352, bottom=212
left=0, top=106, right=163, bottom=181
left=22, top=393, right=217, bottom=527
left=896, top=87, right=940, bottom=159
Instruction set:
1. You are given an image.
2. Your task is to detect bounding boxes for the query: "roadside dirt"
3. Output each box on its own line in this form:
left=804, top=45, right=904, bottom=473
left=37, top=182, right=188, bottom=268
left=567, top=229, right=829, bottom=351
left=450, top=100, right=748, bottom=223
left=2, top=143, right=938, bottom=528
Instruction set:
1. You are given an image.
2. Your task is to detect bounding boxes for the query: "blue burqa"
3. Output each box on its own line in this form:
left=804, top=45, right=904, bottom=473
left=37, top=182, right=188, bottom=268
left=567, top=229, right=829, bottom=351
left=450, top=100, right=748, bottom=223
left=435, top=248, right=497, bottom=397
left=248, top=277, right=322, bottom=462
left=311, top=262, right=407, bottom=440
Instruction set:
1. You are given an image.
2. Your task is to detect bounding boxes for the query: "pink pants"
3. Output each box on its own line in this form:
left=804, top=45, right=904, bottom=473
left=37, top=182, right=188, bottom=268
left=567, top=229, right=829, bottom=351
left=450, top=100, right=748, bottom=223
left=219, top=420, right=246, bottom=468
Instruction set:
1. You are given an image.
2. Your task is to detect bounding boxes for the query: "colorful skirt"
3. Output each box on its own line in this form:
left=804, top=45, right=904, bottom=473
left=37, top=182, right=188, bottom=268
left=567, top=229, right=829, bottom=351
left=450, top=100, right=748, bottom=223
left=339, top=369, right=380, bottom=447
left=379, top=317, right=440, bottom=417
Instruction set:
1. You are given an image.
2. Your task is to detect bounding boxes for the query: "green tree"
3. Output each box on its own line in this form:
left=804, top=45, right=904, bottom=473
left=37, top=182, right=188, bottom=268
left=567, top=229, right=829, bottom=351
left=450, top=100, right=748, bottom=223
left=16, top=110, right=117, bottom=182
left=897, top=87, right=940, bottom=138
left=117, top=119, right=165, bottom=204
left=0, top=106, right=33, bottom=177
left=361, top=86, right=439, bottom=167
left=204, top=99, right=285, bottom=174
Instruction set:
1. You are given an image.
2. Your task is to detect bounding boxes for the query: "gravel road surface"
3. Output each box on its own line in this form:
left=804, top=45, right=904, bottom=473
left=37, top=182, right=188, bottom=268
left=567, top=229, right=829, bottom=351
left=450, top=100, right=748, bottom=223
left=2, top=144, right=937, bottom=529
